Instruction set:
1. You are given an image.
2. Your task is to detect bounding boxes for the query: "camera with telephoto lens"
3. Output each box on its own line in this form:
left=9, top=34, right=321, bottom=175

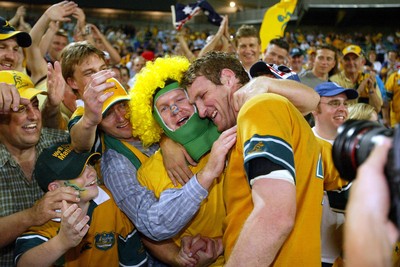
left=332, top=119, right=400, bottom=227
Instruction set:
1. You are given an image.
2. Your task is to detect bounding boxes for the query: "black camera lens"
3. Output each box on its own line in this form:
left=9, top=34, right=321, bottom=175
left=332, top=119, right=393, bottom=181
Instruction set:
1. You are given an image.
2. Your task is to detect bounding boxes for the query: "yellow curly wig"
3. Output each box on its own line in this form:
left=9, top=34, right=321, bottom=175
left=129, top=56, right=190, bottom=147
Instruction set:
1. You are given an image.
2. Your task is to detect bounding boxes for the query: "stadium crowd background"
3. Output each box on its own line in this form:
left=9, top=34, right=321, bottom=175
left=0, top=1, right=399, bottom=69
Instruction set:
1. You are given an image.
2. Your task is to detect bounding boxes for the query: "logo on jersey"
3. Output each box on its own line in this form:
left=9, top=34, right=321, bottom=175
left=247, top=141, right=265, bottom=154
left=244, top=134, right=295, bottom=179
left=94, top=232, right=115, bottom=251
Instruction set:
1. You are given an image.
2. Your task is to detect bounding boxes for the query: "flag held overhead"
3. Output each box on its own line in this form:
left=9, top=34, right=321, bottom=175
left=171, top=0, right=223, bottom=30
left=199, top=0, right=223, bottom=26
left=171, top=2, right=202, bottom=30
left=260, top=0, right=297, bottom=51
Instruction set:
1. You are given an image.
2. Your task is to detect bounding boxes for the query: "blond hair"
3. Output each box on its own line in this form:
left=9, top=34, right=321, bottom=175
left=348, top=103, right=377, bottom=121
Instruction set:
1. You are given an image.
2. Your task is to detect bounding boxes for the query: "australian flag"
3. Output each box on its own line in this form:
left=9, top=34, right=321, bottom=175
left=199, top=0, right=223, bottom=26
left=171, top=2, right=202, bottom=30
left=171, top=0, right=223, bottom=30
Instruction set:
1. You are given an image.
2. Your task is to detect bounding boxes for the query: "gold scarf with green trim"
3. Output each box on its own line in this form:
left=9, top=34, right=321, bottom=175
left=103, top=134, right=148, bottom=170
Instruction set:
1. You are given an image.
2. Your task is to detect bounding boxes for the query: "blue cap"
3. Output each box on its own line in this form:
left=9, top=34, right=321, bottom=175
left=290, top=47, right=303, bottom=57
left=249, top=61, right=301, bottom=82
left=315, top=82, right=358, bottom=100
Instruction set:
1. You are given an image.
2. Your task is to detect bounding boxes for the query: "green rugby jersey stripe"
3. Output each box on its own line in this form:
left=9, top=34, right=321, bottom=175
left=244, top=134, right=295, bottom=179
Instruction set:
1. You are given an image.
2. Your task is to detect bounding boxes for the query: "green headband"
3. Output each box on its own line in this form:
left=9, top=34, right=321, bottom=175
left=153, top=81, right=181, bottom=104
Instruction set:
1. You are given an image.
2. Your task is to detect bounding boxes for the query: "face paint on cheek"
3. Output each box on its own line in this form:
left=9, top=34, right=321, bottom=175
left=64, top=180, right=86, bottom=198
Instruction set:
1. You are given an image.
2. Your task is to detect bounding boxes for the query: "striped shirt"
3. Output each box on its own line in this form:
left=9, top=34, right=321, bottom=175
left=101, top=149, right=208, bottom=241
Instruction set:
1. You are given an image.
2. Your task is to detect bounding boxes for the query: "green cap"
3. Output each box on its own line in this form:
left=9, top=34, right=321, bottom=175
left=34, top=143, right=101, bottom=192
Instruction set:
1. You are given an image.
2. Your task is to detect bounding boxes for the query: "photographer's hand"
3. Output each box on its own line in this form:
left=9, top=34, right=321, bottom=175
left=344, top=137, right=398, bottom=267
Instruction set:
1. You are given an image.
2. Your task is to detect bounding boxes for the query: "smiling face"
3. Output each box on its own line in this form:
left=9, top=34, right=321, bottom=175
left=236, top=36, right=261, bottom=70
left=0, top=97, right=42, bottom=150
left=99, top=101, right=134, bottom=141
left=187, top=76, right=235, bottom=132
left=155, top=89, right=195, bottom=130
left=313, top=93, right=349, bottom=138
left=57, top=164, right=99, bottom=203
left=0, top=38, right=20, bottom=71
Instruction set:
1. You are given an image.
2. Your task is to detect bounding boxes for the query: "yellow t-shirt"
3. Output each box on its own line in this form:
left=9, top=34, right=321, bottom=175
left=137, top=151, right=226, bottom=266
left=15, top=186, right=147, bottom=267
left=223, top=94, right=345, bottom=266
left=385, top=71, right=400, bottom=126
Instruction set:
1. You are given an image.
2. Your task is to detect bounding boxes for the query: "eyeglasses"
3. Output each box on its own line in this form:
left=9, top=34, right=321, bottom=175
left=103, top=102, right=129, bottom=120
left=319, top=100, right=349, bottom=108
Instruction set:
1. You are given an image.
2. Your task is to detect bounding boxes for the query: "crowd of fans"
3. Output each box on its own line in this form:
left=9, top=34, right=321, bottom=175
left=6, top=4, right=399, bottom=77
